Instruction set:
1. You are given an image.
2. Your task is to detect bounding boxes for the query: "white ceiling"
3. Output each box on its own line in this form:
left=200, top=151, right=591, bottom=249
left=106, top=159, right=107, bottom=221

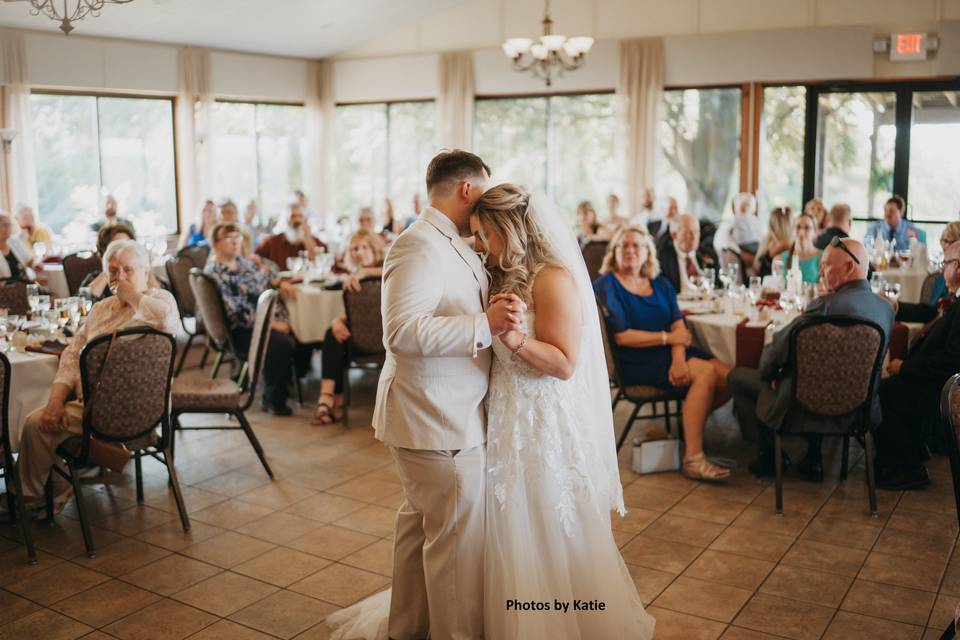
left=0, top=0, right=465, bottom=58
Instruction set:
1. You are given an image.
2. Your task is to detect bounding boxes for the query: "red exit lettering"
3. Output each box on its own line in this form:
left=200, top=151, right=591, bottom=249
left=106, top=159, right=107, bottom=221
left=896, top=33, right=923, bottom=54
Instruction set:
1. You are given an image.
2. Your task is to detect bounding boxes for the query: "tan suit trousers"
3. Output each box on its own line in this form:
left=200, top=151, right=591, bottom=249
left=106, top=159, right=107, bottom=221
left=18, top=401, right=84, bottom=500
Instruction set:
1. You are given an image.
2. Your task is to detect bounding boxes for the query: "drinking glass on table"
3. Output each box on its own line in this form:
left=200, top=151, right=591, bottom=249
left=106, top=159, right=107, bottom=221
left=26, top=284, right=40, bottom=314
left=884, top=281, right=902, bottom=303
left=702, top=268, right=715, bottom=292
left=748, top=276, right=762, bottom=300
left=33, top=242, right=47, bottom=263
left=870, top=272, right=884, bottom=295
left=725, top=262, right=741, bottom=287
left=772, top=260, right=785, bottom=288
left=286, top=256, right=304, bottom=273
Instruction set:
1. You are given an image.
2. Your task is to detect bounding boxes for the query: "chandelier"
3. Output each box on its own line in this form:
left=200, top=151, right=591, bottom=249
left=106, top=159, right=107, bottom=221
left=2, top=0, right=136, bottom=35
left=501, top=0, right=594, bottom=87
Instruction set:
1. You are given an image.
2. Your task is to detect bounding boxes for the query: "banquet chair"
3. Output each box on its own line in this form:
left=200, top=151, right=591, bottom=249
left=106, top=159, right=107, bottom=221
left=773, top=316, right=885, bottom=515
left=177, top=244, right=211, bottom=271
left=0, top=280, right=30, bottom=316
left=0, top=353, right=37, bottom=564
left=62, top=252, right=102, bottom=296
left=921, top=271, right=942, bottom=306
left=939, top=374, right=960, bottom=640
left=166, top=257, right=209, bottom=375
left=47, top=328, right=187, bottom=558
left=598, top=303, right=685, bottom=452
left=342, top=278, right=386, bottom=427
left=170, top=290, right=275, bottom=478
left=582, top=241, right=608, bottom=283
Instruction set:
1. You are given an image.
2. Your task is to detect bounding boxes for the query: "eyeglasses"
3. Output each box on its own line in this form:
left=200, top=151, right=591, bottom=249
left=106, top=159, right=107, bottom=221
left=830, top=236, right=860, bottom=264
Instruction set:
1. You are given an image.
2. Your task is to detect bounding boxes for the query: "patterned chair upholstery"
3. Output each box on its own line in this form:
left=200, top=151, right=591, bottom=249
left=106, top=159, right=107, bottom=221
left=170, top=290, right=276, bottom=479
left=188, top=268, right=236, bottom=379
left=0, top=352, right=37, bottom=563
left=582, top=241, right=608, bottom=284
left=598, top=302, right=685, bottom=452
left=166, top=256, right=208, bottom=375
left=342, top=278, right=387, bottom=425
left=177, top=245, right=210, bottom=271
left=921, top=271, right=941, bottom=306
left=773, top=316, right=885, bottom=515
left=0, top=280, right=30, bottom=316
left=939, top=374, right=960, bottom=640
left=62, top=252, right=102, bottom=296
left=50, top=328, right=187, bottom=557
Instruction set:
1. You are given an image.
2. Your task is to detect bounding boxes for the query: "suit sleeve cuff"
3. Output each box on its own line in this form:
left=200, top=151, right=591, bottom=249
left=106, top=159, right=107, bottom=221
left=473, top=313, right=492, bottom=357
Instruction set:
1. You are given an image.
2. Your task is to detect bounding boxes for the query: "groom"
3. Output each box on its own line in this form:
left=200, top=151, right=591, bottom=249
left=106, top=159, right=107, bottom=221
left=374, top=150, right=524, bottom=639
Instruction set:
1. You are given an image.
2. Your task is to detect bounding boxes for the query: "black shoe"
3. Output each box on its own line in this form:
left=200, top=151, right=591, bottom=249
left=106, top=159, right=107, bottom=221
left=260, top=403, right=292, bottom=417
left=748, top=449, right=792, bottom=478
left=877, top=465, right=930, bottom=491
left=796, top=456, right=824, bottom=483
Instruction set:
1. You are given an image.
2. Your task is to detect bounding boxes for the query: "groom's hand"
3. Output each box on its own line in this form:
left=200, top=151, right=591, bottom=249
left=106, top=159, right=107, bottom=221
left=486, top=294, right=526, bottom=337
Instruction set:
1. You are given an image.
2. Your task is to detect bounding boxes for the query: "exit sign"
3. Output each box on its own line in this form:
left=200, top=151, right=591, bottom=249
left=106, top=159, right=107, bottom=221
left=890, top=32, right=929, bottom=61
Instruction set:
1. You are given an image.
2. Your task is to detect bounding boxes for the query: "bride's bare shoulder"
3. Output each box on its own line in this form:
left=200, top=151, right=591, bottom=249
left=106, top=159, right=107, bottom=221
left=531, top=265, right=576, bottom=301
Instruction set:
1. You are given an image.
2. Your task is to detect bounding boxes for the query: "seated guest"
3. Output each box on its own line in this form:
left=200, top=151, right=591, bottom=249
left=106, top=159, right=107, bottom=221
left=875, top=241, right=960, bottom=489
left=206, top=222, right=297, bottom=415
left=922, top=221, right=960, bottom=306
left=728, top=239, right=894, bottom=479
left=730, top=192, right=761, bottom=258
left=218, top=200, right=256, bottom=258
left=80, top=224, right=136, bottom=299
left=752, top=207, right=793, bottom=278
left=576, top=200, right=611, bottom=246
left=178, top=200, right=216, bottom=250
left=657, top=213, right=719, bottom=295
left=312, top=230, right=386, bottom=425
left=815, top=203, right=851, bottom=250
left=607, top=193, right=628, bottom=228
left=17, top=240, right=178, bottom=506
left=0, top=213, right=33, bottom=280
left=16, top=206, right=53, bottom=251
left=865, top=195, right=926, bottom=250
left=255, top=203, right=325, bottom=269
left=804, top=197, right=828, bottom=231
left=780, top=212, right=821, bottom=284
left=629, top=187, right=656, bottom=227
left=594, top=226, right=732, bottom=481
left=381, top=198, right=406, bottom=239
left=648, top=196, right=680, bottom=240
left=91, top=194, right=133, bottom=232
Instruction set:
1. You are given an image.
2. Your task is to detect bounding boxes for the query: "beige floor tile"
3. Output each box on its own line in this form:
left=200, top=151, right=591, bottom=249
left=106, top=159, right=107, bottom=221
left=120, top=553, right=223, bottom=596
left=859, top=550, right=945, bottom=592
left=779, top=539, right=868, bottom=577
left=841, top=580, right=936, bottom=626
left=611, top=507, right=659, bottom=534
left=229, top=590, right=338, bottom=639
left=644, top=513, right=727, bottom=548
left=897, top=490, right=956, bottom=516
left=326, top=476, right=402, bottom=503
left=103, top=598, right=217, bottom=640
left=234, top=512, right=323, bottom=545
left=613, top=529, right=636, bottom=548
left=93, top=505, right=176, bottom=536
left=0, top=548, right=64, bottom=586
left=940, top=561, right=960, bottom=597
left=51, top=579, right=160, bottom=627
left=332, top=505, right=396, bottom=538
left=187, top=619, right=276, bottom=639
left=733, top=593, right=835, bottom=640
left=873, top=528, right=956, bottom=565
left=653, top=575, right=753, bottom=622
left=924, top=593, right=956, bottom=630
left=0, top=588, right=40, bottom=623
left=6, top=561, right=111, bottom=606
left=192, top=471, right=273, bottom=497
left=621, top=483, right=688, bottom=512
left=283, top=493, right=367, bottom=523
left=371, top=491, right=404, bottom=510
left=823, top=611, right=923, bottom=640
left=759, top=486, right=830, bottom=516
left=233, top=547, right=331, bottom=587
left=0, top=608, right=91, bottom=640
left=818, top=493, right=895, bottom=523
left=287, top=467, right=362, bottom=492
left=142, top=486, right=228, bottom=515
left=179, top=531, right=275, bottom=568
left=190, top=499, right=276, bottom=530
left=644, top=605, right=725, bottom=640
left=683, top=550, right=775, bottom=591
left=620, top=533, right=703, bottom=574
left=721, top=627, right=783, bottom=639
left=626, top=563, right=676, bottom=605
left=340, top=539, right=393, bottom=577
left=887, top=508, right=960, bottom=539
left=236, top=480, right=317, bottom=509
left=172, top=571, right=278, bottom=617
left=731, top=506, right=811, bottom=537
left=134, top=520, right=225, bottom=552
left=801, top=514, right=883, bottom=551
left=708, top=527, right=795, bottom=562
left=286, top=525, right=380, bottom=561
left=289, top=563, right=390, bottom=607
left=73, top=538, right=171, bottom=577
left=669, top=492, right=747, bottom=526
left=759, top=563, right=853, bottom=607
left=687, top=477, right=767, bottom=506
left=16, top=517, right=125, bottom=560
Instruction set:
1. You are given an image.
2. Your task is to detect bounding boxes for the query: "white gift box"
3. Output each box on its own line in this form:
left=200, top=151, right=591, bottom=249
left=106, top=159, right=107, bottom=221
left=632, top=437, right=681, bottom=474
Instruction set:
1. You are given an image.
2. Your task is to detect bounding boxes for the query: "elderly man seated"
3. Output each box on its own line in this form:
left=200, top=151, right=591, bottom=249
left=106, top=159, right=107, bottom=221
left=16, top=240, right=179, bottom=507
left=656, top=213, right=719, bottom=295
left=16, top=206, right=53, bottom=252
left=255, top=202, right=325, bottom=269
left=206, top=222, right=297, bottom=416
left=728, top=239, right=894, bottom=479
left=875, top=241, right=960, bottom=489
left=0, top=213, right=34, bottom=280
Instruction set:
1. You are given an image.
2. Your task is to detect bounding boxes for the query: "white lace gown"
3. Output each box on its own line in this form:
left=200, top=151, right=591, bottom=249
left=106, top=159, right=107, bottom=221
left=483, top=310, right=655, bottom=640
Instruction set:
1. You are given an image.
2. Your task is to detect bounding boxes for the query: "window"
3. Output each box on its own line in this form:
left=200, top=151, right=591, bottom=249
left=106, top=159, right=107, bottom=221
left=907, top=91, right=960, bottom=237
left=30, top=93, right=178, bottom=235
left=473, top=94, right=618, bottom=218
left=658, top=87, right=742, bottom=222
left=758, top=86, right=806, bottom=212
left=211, top=101, right=306, bottom=226
left=334, top=101, right=436, bottom=223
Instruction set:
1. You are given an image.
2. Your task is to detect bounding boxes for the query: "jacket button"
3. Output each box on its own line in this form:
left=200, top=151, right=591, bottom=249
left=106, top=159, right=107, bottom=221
left=476, top=342, right=482, bottom=348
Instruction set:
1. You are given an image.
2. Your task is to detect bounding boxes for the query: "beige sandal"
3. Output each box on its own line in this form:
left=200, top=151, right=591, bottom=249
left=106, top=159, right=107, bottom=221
left=682, top=452, right=731, bottom=482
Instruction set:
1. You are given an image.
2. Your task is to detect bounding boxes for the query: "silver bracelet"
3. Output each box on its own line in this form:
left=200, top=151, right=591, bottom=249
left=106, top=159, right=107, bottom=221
left=511, top=333, right=528, bottom=359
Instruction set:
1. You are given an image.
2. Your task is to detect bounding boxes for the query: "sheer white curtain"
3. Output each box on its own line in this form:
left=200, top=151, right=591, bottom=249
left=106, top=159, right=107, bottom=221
left=0, top=29, right=38, bottom=214
left=438, top=51, right=475, bottom=150
left=617, top=38, right=664, bottom=217
left=176, top=46, right=213, bottom=228
left=305, top=59, right=334, bottom=229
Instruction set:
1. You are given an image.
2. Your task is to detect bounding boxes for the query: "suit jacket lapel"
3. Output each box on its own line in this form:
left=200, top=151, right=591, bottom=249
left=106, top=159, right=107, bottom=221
left=421, top=208, right=489, bottom=309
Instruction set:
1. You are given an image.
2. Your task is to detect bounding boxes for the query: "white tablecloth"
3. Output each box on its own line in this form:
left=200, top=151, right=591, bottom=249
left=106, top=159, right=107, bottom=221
left=7, top=350, right=59, bottom=451
left=285, top=285, right=345, bottom=343
left=878, top=268, right=928, bottom=304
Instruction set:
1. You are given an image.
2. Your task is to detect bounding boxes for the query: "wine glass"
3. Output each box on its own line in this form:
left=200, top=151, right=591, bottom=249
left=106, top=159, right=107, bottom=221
left=870, top=273, right=884, bottom=295
left=26, top=284, right=40, bottom=315
left=725, top=262, right=741, bottom=287
left=772, top=260, right=785, bottom=288
left=884, top=281, right=902, bottom=303
left=286, top=256, right=304, bottom=273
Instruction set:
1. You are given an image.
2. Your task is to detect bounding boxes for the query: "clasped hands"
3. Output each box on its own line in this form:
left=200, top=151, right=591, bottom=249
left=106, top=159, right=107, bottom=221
left=487, top=293, right=527, bottom=338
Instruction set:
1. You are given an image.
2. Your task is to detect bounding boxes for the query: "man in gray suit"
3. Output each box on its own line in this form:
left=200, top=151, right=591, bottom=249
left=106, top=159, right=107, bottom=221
left=728, top=238, right=894, bottom=479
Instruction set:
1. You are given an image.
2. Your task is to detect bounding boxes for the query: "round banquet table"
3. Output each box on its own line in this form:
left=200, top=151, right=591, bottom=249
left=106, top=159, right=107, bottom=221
left=878, top=268, right=928, bottom=304
left=285, top=284, right=346, bottom=344
left=6, top=349, right=59, bottom=451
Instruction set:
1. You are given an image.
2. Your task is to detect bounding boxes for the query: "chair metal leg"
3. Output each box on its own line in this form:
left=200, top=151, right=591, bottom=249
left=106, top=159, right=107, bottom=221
left=664, top=400, right=672, bottom=435
left=611, top=390, right=622, bottom=412
left=174, top=333, right=195, bottom=377
left=134, top=452, right=144, bottom=503
left=343, top=368, right=351, bottom=428
left=840, top=435, right=851, bottom=480
left=774, top=433, right=784, bottom=515
left=293, top=364, right=303, bottom=407
left=939, top=620, right=955, bottom=640
left=66, top=462, right=95, bottom=557
left=210, top=351, right=224, bottom=379
left=169, top=414, right=179, bottom=461
left=616, top=404, right=642, bottom=452
left=8, top=458, right=37, bottom=564
left=235, top=412, right=273, bottom=479
left=199, top=344, right=210, bottom=369
left=864, top=431, right=879, bottom=517
left=44, top=474, right=53, bottom=523
left=162, top=448, right=191, bottom=532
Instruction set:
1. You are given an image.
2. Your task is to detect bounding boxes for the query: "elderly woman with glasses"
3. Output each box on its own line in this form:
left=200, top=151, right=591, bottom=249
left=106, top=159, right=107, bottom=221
left=593, top=226, right=732, bottom=481
left=0, top=212, right=34, bottom=280
left=16, top=240, right=179, bottom=508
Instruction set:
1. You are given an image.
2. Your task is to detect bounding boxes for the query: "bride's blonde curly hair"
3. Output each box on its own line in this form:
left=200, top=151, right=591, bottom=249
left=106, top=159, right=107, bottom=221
left=472, top=184, right=562, bottom=304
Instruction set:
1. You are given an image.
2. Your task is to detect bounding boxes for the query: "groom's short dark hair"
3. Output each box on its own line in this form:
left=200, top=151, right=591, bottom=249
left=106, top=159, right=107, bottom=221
left=426, top=150, right=491, bottom=196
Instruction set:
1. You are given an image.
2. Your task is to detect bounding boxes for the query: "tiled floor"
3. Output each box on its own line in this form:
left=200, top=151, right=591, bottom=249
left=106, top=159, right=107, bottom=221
left=0, top=359, right=957, bottom=639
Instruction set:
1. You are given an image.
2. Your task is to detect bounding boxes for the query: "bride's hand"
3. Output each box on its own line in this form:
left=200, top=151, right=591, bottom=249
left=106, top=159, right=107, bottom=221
left=489, top=293, right=527, bottom=315
left=499, top=330, right=525, bottom=352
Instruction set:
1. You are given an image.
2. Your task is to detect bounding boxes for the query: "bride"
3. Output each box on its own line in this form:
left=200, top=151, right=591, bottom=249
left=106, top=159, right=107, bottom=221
left=327, top=184, right=654, bottom=639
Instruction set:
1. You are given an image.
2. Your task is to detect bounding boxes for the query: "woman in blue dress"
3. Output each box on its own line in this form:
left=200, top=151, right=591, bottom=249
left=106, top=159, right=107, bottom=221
left=594, top=226, right=732, bottom=481
left=177, top=199, right=217, bottom=250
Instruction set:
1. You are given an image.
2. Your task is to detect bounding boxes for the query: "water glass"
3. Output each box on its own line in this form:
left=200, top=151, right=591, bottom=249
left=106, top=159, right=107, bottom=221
left=286, top=256, right=304, bottom=273
left=702, top=268, right=715, bottom=291
left=26, top=284, right=40, bottom=313
left=884, top=281, right=902, bottom=302
left=725, top=262, right=741, bottom=286
left=772, top=261, right=785, bottom=287
left=870, top=272, right=884, bottom=295
left=37, top=295, right=51, bottom=313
